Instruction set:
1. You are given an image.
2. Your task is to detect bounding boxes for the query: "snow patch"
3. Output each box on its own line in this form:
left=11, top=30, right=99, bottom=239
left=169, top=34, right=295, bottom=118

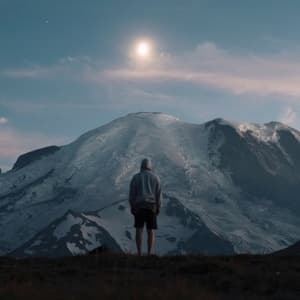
left=66, top=242, right=86, bottom=255
left=53, top=213, right=82, bottom=239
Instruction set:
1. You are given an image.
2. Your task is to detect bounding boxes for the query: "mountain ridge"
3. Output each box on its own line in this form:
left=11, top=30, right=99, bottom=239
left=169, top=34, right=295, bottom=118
left=1, top=112, right=300, bottom=256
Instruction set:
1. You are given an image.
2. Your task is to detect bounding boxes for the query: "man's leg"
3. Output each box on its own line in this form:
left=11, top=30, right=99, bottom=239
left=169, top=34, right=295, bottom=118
left=147, top=229, right=155, bottom=255
left=135, top=228, right=143, bottom=256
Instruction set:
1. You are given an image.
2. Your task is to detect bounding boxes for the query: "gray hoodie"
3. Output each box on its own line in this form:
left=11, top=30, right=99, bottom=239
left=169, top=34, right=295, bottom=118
left=129, top=158, right=162, bottom=212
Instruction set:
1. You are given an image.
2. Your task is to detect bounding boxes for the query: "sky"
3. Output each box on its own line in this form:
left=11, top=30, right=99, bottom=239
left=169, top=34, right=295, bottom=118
left=1, top=0, right=300, bottom=170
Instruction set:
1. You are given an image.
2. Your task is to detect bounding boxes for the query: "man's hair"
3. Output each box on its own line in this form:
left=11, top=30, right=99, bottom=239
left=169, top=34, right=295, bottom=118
left=140, top=158, right=152, bottom=171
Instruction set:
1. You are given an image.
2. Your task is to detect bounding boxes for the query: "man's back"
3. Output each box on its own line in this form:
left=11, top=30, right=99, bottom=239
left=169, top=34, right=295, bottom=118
left=130, top=170, right=161, bottom=211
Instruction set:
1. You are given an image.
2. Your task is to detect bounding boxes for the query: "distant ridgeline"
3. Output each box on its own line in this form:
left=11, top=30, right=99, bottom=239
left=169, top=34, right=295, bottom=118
left=12, top=146, right=60, bottom=171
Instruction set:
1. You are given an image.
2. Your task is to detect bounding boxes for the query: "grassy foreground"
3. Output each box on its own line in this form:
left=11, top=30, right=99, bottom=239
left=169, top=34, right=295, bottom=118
left=0, top=253, right=299, bottom=300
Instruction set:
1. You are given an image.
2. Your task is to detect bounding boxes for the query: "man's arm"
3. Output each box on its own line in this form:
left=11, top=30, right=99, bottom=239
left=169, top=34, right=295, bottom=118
left=129, top=176, right=137, bottom=213
left=155, top=177, right=162, bottom=214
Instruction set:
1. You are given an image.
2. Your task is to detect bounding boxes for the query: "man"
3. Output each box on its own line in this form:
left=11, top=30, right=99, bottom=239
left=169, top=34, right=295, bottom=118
left=129, top=158, right=162, bottom=256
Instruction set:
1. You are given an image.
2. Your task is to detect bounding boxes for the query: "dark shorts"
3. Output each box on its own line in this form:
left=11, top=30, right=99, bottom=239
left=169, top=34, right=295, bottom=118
left=134, top=208, right=157, bottom=230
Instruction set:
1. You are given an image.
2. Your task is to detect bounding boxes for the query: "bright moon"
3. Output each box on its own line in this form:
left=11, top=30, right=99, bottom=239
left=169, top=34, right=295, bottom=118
left=136, top=41, right=151, bottom=58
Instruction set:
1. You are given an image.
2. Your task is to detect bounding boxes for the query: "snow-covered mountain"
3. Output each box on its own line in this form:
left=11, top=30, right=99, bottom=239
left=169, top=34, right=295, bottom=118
left=1, top=112, right=300, bottom=256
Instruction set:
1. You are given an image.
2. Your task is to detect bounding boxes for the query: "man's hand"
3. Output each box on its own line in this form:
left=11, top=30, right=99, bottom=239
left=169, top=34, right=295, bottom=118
left=156, top=207, right=160, bottom=215
left=131, top=206, right=137, bottom=215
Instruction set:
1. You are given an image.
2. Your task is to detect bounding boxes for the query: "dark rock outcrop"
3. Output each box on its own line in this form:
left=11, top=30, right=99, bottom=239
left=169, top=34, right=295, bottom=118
left=13, top=146, right=60, bottom=170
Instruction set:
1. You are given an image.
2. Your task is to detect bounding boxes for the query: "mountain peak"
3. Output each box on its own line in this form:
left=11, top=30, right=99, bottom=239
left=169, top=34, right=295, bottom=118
left=264, top=121, right=289, bottom=129
left=125, top=112, right=180, bottom=122
left=205, top=118, right=299, bottom=144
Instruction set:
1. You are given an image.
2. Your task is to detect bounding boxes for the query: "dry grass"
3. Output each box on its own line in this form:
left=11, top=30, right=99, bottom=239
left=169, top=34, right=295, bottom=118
left=0, top=254, right=299, bottom=299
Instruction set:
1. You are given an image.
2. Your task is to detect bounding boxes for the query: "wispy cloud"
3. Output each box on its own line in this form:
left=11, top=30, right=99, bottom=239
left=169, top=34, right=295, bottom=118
left=99, top=68, right=300, bottom=98
left=0, top=97, right=117, bottom=114
left=0, top=56, right=91, bottom=80
left=3, top=44, right=300, bottom=99
left=95, top=42, right=300, bottom=99
left=279, top=106, right=298, bottom=127
left=1, top=66, right=60, bottom=79
left=0, top=117, right=8, bottom=125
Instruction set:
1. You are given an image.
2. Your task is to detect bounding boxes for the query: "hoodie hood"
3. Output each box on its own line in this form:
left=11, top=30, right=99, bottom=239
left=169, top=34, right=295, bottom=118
left=140, top=158, right=152, bottom=171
